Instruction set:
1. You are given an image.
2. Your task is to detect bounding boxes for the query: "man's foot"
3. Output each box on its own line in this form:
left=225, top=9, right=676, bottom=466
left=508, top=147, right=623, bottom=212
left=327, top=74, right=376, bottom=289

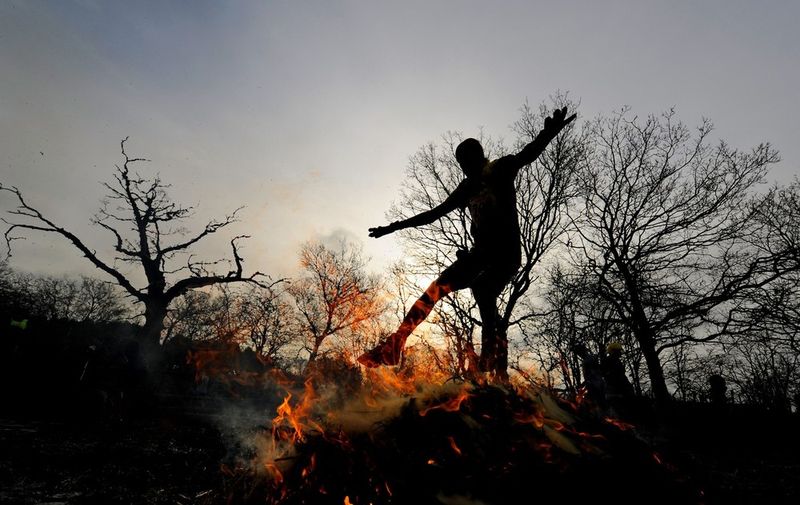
left=357, top=333, right=405, bottom=367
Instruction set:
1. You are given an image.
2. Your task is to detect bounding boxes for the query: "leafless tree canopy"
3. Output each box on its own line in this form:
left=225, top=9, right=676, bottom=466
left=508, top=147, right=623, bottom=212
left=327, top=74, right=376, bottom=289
left=0, top=263, right=129, bottom=323
left=289, top=240, right=384, bottom=367
left=162, top=284, right=294, bottom=364
left=0, top=109, right=796, bottom=408
left=1, top=138, right=276, bottom=344
left=566, top=108, right=793, bottom=404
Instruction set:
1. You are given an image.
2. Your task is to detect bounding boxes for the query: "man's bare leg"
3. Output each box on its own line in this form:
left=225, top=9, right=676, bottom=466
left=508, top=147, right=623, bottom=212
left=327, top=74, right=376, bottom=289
left=473, top=287, right=499, bottom=372
left=357, top=279, right=452, bottom=367
left=473, top=282, right=509, bottom=381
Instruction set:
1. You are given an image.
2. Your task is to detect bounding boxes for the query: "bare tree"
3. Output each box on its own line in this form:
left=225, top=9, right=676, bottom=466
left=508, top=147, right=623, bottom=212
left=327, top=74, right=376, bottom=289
left=1, top=138, right=275, bottom=345
left=708, top=182, right=800, bottom=409
left=73, top=276, right=131, bottom=322
left=737, top=180, right=800, bottom=353
left=289, top=240, right=383, bottom=367
left=517, top=262, right=648, bottom=396
left=718, top=332, right=799, bottom=412
left=163, top=289, right=219, bottom=342
left=0, top=261, right=14, bottom=313
left=570, top=108, right=791, bottom=405
left=30, top=275, right=130, bottom=322
left=234, top=284, right=296, bottom=362
left=0, top=263, right=130, bottom=323
left=389, top=96, right=585, bottom=369
left=163, top=283, right=295, bottom=366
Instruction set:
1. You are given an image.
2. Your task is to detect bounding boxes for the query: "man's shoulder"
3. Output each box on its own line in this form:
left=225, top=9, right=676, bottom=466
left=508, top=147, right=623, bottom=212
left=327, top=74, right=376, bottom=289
left=448, top=179, right=473, bottom=203
left=484, top=155, right=519, bottom=179
left=488, top=154, right=517, bottom=167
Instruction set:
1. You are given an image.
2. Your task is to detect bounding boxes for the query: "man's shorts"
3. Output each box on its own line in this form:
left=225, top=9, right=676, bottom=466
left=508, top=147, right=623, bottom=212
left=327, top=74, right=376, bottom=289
left=438, top=247, right=520, bottom=297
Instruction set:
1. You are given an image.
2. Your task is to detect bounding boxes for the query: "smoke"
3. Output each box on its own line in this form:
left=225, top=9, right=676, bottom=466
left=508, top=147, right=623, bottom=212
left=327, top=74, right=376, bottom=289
left=214, top=398, right=283, bottom=471
left=314, top=228, right=364, bottom=252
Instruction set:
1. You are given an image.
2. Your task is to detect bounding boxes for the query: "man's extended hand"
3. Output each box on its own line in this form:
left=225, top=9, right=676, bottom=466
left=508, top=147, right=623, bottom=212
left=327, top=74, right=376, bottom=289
left=368, top=223, right=396, bottom=238
left=543, top=106, right=577, bottom=137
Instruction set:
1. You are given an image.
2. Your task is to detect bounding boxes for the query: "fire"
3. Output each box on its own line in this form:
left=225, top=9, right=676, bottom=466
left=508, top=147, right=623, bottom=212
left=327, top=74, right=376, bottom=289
left=447, top=436, right=462, bottom=456
left=247, top=361, right=661, bottom=503
left=272, top=379, right=323, bottom=444
left=419, top=386, right=472, bottom=416
left=513, top=410, right=545, bottom=429
left=362, top=366, right=419, bottom=397
left=257, top=369, right=488, bottom=501
left=604, top=416, right=636, bottom=431
left=301, top=453, right=317, bottom=479
left=187, top=348, right=229, bottom=382
left=185, top=342, right=275, bottom=394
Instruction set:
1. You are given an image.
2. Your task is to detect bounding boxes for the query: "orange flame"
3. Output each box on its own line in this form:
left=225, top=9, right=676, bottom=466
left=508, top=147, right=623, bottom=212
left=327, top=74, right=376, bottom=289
left=513, top=409, right=545, bottom=429
left=301, top=453, right=317, bottom=479
left=603, top=416, right=635, bottom=431
left=363, top=367, right=418, bottom=397
left=447, top=436, right=462, bottom=456
left=265, top=462, right=284, bottom=485
left=419, top=388, right=471, bottom=416
left=186, top=344, right=272, bottom=392
left=272, top=379, right=323, bottom=444
left=257, top=366, right=606, bottom=499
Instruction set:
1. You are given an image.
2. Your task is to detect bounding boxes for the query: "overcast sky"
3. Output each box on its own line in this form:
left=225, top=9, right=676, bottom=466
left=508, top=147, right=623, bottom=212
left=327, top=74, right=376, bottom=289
left=1, top=0, right=798, bottom=283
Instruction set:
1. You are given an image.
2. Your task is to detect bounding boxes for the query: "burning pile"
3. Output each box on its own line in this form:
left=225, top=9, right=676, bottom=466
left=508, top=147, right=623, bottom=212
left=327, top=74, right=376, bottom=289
left=217, top=369, right=701, bottom=505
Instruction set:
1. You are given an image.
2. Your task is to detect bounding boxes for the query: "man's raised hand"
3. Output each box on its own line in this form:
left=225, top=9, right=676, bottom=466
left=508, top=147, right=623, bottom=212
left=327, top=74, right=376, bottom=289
left=543, top=106, right=577, bottom=136
left=368, top=224, right=395, bottom=238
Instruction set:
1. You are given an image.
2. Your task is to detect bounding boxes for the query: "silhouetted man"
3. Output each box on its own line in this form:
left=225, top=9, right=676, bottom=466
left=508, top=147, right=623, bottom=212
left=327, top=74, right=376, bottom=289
left=358, top=107, right=575, bottom=378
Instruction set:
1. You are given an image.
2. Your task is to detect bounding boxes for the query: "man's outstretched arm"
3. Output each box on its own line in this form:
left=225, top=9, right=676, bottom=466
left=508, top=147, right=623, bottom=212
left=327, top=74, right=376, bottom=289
left=511, top=106, right=577, bottom=169
left=369, top=182, right=468, bottom=238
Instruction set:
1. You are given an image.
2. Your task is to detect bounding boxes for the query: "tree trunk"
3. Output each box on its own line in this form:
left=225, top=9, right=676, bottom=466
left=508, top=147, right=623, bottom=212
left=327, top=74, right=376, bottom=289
left=635, top=326, right=670, bottom=406
left=495, top=319, right=510, bottom=379
left=630, top=359, right=644, bottom=396
left=614, top=259, right=671, bottom=406
left=143, top=302, right=168, bottom=346
left=624, top=286, right=670, bottom=404
left=306, top=336, right=323, bottom=369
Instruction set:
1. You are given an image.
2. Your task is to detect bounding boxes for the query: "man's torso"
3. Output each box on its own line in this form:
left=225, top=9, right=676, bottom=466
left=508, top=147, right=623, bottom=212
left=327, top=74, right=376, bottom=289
left=463, top=157, right=521, bottom=262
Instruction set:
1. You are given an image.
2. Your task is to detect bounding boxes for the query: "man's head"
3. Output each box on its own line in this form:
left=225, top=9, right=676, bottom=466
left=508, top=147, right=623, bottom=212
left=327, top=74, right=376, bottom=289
left=606, top=341, right=623, bottom=357
left=455, top=138, right=486, bottom=178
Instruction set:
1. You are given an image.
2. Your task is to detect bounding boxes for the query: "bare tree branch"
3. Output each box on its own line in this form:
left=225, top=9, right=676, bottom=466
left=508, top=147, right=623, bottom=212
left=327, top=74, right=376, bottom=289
left=1, top=139, right=274, bottom=344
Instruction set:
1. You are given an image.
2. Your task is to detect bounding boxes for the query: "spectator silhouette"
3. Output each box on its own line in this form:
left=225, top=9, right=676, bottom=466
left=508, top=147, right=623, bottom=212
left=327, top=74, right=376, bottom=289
left=709, top=374, right=727, bottom=407
left=602, top=341, right=635, bottom=417
left=572, top=343, right=606, bottom=408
